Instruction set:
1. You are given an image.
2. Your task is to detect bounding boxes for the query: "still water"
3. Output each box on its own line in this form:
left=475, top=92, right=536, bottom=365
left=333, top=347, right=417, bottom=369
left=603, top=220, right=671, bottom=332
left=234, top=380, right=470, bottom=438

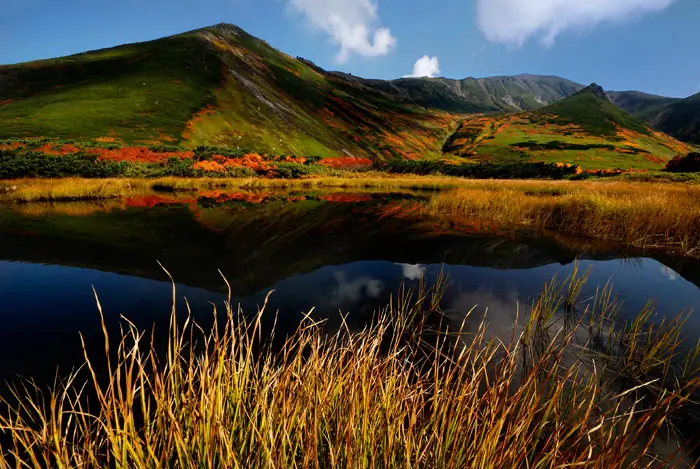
left=1, top=191, right=699, bottom=384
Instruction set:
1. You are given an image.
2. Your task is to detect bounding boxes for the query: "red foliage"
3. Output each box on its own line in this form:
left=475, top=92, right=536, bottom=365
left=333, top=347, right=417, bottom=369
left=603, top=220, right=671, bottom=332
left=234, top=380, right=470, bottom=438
left=59, top=144, right=80, bottom=155
left=182, top=106, right=217, bottom=139
left=89, top=147, right=195, bottom=163
left=320, top=194, right=372, bottom=203
left=319, top=156, right=373, bottom=169
left=198, top=191, right=268, bottom=203
left=223, top=153, right=273, bottom=172
left=125, top=195, right=196, bottom=208
left=0, top=142, right=24, bottom=150
left=34, top=143, right=79, bottom=155
left=643, top=154, right=667, bottom=164
left=193, top=160, right=226, bottom=172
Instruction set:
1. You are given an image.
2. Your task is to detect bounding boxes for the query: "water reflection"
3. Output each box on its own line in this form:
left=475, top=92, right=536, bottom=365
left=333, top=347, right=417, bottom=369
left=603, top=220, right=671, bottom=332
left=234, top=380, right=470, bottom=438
left=1, top=256, right=699, bottom=385
left=0, top=193, right=699, bottom=385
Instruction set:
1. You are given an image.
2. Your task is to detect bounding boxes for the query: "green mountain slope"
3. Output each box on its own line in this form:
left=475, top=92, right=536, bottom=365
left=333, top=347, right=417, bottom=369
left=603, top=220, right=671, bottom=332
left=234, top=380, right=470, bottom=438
left=0, top=24, right=456, bottom=159
left=0, top=33, right=222, bottom=143
left=444, top=84, right=693, bottom=170
left=0, top=23, right=589, bottom=159
left=540, top=84, right=651, bottom=136
left=654, top=93, right=700, bottom=145
left=0, top=23, right=693, bottom=162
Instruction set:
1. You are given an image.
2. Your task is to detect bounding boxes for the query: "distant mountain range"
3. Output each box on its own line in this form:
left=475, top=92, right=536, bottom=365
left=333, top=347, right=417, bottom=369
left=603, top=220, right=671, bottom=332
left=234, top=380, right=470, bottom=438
left=0, top=23, right=697, bottom=166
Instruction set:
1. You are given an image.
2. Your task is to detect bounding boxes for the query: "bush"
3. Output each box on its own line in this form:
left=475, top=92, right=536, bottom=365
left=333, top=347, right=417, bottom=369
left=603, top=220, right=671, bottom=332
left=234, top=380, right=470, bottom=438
left=270, top=162, right=332, bottom=179
left=665, top=152, right=700, bottom=173
left=0, top=151, right=129, bottom=178
left=377, top=159, right=581, bottom=180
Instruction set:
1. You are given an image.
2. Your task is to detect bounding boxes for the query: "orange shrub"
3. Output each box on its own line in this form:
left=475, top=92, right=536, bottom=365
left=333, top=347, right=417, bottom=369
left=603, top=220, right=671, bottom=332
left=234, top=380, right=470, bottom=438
left=319, top=156, right=373, bottom=169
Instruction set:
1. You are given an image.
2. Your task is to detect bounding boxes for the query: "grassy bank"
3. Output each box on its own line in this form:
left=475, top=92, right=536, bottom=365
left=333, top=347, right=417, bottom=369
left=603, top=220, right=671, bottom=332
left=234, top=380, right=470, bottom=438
left=427, top=180, right=700, bottom=256
left=0, top=175, right=463, bottom=202
left=3, top=176, right=700, bottom=257
left=1, top=272, right=699, bottom=467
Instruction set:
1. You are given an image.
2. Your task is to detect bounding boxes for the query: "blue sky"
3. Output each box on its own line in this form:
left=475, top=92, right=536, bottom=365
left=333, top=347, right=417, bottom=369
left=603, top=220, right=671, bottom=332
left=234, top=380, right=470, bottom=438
left=1, top=0, right=698, bottom=98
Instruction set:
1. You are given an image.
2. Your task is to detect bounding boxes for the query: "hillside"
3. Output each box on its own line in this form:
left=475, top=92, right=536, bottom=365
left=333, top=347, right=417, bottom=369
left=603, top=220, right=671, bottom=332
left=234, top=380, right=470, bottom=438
left=0, top=24, right=458, bottom=159
left=607, top=91, right=681, bottom=122
left=366, top=74, right=584, bottom=113
left=444, top=84, right=693, bottom=170
left=653, top=93, right=700, bottom=145
left=0, top=23, right=694, bottom=166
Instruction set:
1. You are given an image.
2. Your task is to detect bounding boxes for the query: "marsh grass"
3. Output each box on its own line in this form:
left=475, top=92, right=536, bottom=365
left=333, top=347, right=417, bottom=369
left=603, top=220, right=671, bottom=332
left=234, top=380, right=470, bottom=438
left=0, top=175, right=458, bottom=202
left=428, top=180, right=700, bottom=256
left=1, top=268, right=699, bottom=468
left=3, top=177, right=700, bottom=257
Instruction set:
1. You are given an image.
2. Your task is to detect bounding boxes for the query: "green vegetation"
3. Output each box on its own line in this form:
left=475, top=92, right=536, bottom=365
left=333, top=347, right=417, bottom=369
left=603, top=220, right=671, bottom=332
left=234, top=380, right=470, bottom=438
left=0, top=142, right=339, bottom=179
left=607, top=90, right=682, bottom=121
left=656, top=92, right=700, bottom=145
left=1, top=24, right=695, bottom=170
left=540, top=84, right=651, bottom=137
left=0, top=35, right=222, bottom=143
left=380, top=159, right=581, bottom=179
left=444, top=85, right=693, bottom=170
left=1, top=270, right=698, bottom=467
left=0, top=24, right=455, bottom=159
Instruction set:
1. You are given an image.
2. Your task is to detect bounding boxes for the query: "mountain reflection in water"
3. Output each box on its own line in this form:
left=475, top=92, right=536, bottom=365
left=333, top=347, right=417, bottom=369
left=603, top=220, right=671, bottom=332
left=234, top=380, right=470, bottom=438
left=0, top=192, right=699, bottom=385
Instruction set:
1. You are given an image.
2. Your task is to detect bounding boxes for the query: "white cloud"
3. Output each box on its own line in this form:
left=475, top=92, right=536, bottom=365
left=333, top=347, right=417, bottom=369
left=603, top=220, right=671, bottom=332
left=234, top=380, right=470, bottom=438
left=475, top=0, right=676, bottom=46
left=331, top=272, right=384, bottom=303
left=660, top=265, right=679, bottom=281
left=405, top=56, right=441, bottom=78
left=398, top=263, right=426, bottom=280
left=288, top=0, right=396, bottom=62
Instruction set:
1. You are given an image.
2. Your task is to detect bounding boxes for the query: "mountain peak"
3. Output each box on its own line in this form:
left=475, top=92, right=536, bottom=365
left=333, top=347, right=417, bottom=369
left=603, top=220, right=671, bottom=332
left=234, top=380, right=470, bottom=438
left=579, top=83, right=608, bottom=101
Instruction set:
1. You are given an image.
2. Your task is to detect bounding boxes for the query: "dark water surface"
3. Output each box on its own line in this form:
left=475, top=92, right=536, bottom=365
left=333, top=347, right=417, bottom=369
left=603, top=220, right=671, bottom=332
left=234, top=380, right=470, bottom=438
left=1, top=191, right=700, bottom=385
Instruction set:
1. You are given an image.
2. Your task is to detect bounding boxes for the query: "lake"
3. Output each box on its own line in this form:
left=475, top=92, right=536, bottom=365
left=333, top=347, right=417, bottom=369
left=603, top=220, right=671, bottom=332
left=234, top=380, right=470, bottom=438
left=1, top=189, right=700, bottom=385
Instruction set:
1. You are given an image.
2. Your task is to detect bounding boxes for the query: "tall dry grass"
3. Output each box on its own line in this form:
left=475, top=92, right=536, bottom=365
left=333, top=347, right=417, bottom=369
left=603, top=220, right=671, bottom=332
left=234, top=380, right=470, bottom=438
left=1, top=269, right=699, bottom=468
left=428, top=180, right=700, bottom=256
left=0, top=175, right=460, bottom=202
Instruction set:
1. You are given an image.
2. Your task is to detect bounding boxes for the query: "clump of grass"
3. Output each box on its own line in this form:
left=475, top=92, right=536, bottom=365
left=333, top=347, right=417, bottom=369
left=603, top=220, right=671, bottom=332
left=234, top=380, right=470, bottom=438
left=0, top=270, right=698, bottom=467
left=428, top=180, right=700, bottom=256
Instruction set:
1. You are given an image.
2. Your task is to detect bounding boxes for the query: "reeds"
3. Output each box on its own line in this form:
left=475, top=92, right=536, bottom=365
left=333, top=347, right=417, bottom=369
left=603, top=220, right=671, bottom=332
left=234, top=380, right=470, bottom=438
left=1, top=270, right=698, bottom=467
left=428, top=180, right=700, bottom=256
left=0, top=175, right=460, bottom=202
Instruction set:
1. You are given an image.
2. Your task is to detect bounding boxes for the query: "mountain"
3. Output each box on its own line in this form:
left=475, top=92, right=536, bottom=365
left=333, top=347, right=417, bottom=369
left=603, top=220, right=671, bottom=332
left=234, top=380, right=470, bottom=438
left=367, top=74, right=584, bottom=113
left=0, top=24, right=456, bottom=159
left=0, top=23, right=585, bottom=160
left=444, top=84, right=693, bottom=170
left=607, top=91, right=700, bottom=146
left=653, top=93, right=700, bottom=145
left=0, top=23, right=693, bottom=163
left=607, top=91, right=681, bottom=121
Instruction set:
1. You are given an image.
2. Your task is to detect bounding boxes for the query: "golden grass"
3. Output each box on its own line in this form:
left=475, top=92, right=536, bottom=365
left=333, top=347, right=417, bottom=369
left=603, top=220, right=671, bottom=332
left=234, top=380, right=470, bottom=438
left=0, top=271, right=699, bottom=467
left=3, top=176, right=700, bottom=256
left=0, top=178, right=155, bottom=202
left=0, top=175, right=462, bottom=202
left=428, top=180, right=700, bottom=256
